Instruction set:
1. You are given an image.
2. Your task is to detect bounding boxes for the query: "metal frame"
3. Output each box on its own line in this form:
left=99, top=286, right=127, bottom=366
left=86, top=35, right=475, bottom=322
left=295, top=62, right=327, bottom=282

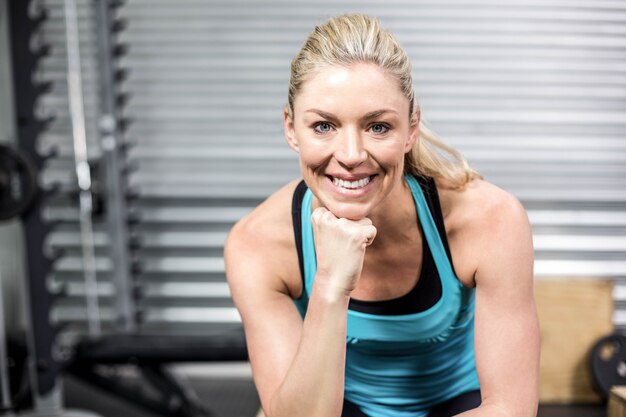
left=94, top=0, right=137, bottom=334
left=8, top=0, right=66, bottom=403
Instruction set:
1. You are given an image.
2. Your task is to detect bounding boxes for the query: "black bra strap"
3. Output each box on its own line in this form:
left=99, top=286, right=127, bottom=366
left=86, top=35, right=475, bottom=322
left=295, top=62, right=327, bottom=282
left=416, top=176, right=457, bottom=277
left=291, top=180, right=308, bottom=284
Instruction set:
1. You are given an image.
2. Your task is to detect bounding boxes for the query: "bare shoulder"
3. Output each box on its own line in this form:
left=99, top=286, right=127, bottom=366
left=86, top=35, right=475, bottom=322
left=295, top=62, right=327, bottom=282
left=225, top=179, right=302, bottom=298
left=434, top=176, right=532, bottom=286
left=436, top=176, right=529, bottom=235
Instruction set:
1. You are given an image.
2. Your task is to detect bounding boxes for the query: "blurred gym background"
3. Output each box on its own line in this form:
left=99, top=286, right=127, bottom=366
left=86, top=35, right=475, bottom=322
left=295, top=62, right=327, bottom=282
left=0, top=1, right=625, bottom=416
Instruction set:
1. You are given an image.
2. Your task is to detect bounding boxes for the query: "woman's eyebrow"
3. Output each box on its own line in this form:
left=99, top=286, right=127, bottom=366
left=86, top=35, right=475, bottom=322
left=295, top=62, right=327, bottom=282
left=305, top=108, right=399, bottom=121
left=363, top=109, right=398, bottom=120
left=304, top=109, right=339, bottom=123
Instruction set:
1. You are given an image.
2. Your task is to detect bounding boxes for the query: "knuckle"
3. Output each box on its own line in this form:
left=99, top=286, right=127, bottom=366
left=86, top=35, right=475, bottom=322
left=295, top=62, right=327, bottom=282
left=311, top=207, right=327, bottom=223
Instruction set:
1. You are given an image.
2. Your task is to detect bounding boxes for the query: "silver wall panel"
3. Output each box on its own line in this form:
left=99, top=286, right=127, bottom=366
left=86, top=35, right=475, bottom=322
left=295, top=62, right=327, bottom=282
left=36, top=0, right=626, bottom=333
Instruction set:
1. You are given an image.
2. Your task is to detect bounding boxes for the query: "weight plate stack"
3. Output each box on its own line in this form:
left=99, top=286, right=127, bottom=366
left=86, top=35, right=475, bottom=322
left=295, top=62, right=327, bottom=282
left=590, top=333, right=626, bottom=400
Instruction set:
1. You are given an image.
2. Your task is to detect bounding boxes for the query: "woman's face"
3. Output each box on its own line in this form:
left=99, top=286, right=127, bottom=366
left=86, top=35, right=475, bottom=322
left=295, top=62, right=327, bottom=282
left=284, top=63, right=418, bottom=220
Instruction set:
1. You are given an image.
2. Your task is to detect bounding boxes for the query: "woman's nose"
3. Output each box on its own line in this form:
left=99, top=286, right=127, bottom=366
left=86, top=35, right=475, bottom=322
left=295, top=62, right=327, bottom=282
left=334, top=128, right=367, bottom=168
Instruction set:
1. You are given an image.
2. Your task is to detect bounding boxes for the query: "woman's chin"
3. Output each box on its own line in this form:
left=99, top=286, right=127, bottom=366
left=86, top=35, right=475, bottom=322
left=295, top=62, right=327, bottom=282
left=325, top=204, right=371, bottom=221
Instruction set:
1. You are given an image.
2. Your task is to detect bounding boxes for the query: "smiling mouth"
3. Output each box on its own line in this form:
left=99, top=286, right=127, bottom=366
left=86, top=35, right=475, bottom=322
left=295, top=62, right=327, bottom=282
left=331, top=176, right=373, bottom=190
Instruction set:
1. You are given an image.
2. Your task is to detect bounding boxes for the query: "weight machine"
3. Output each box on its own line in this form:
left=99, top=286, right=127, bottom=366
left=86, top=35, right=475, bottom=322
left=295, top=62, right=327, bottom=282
left=2, top=1, right=248, bottom=416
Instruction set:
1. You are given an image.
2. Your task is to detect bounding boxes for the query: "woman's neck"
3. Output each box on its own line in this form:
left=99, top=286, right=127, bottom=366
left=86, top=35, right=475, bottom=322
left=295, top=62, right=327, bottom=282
left=367, top=178, right=420, bottom=250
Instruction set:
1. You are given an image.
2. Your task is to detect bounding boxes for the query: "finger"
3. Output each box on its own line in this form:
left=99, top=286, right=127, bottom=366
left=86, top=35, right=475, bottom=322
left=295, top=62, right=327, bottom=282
left=311, top=207, right=329, bottom=225
left=363, top=225, right=377, bottom=246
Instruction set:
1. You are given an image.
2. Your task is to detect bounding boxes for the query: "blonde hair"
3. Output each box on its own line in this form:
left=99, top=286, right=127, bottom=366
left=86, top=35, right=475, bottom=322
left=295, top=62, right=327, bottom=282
left=287, top=14, right=479, bottom=187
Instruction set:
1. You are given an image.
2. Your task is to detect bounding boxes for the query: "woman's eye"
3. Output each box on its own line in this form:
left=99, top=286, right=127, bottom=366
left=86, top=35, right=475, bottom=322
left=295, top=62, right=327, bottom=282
left=313, top=122, right=332, bottom=134
left=370, top=123, right=389, bottom=134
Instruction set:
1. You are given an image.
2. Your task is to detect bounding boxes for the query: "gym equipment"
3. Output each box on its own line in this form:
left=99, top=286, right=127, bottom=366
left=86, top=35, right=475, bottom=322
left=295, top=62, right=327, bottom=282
left=0, top=268, right=12, bottom=412
left=7, top=0, right=249, bottom=415
left=94, top=0, right=137, bottom=334
left=68, top=333, right=247, bottom=417
left=8, top=0, right=103, bottom=416
left=8, top=0, right=67, bottom=406
left=65, top=0, right=101, bottom=338
left=590, top=333, right=626, bottom=401
left=0, top=144, right=38, bottom=222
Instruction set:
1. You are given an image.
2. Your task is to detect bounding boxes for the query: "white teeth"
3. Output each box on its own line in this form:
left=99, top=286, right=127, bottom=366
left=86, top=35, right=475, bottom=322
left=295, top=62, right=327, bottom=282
left=332, top=176, right=371, bottom=189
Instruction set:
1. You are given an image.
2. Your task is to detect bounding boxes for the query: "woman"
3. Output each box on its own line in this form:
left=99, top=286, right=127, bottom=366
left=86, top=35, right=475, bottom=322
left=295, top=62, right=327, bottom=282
left=225, top=14, right=540, bottom=417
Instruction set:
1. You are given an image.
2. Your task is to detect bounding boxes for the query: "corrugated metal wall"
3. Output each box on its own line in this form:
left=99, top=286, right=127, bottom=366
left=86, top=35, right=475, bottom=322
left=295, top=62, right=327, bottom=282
left=37, top=0, right=626, bottom=335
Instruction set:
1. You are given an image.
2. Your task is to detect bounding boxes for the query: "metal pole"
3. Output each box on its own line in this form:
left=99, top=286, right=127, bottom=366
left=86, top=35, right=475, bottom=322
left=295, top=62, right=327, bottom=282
left=94, top=0, right=136, bottom=333
left=64, top=0, right=101, bottom=338
left=0, top=267, right=13, bottom=412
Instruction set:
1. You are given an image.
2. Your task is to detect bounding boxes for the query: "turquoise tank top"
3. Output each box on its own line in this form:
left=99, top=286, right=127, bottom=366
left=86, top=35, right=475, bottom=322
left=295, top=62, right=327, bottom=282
left=293, top=174, right=480, bottom=416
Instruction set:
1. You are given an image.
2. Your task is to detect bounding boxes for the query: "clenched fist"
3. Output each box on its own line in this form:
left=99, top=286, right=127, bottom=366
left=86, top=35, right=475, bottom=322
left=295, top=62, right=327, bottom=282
left=311, top=207, right=377, bottom=295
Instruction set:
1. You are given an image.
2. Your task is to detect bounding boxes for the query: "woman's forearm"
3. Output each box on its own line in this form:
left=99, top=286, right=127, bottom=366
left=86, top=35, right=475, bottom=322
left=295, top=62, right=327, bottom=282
left=267, top=277, right=351, bottom=417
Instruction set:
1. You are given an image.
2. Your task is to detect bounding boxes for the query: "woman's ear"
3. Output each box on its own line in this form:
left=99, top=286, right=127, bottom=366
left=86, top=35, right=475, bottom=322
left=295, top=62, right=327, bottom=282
left=284, top=107, right=299, bottom=152
left=405, top=106, right=420, bottom=152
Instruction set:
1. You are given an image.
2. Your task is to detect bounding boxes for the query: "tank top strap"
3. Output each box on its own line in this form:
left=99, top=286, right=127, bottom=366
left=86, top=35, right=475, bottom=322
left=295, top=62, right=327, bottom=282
left=300, top=188, right=317, bottom=296
left=404, top=175, right=459, bottom=287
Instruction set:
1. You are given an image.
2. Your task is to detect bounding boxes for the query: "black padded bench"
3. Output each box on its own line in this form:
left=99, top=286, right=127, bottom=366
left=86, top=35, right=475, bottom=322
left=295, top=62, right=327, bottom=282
left=68, top=332, right=249, bottom=417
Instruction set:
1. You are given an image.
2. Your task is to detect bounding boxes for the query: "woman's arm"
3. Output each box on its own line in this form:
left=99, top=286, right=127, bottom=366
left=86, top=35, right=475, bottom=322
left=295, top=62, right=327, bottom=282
left=457, top=188, right=540, bottom=417
left=225, top=199, right=375, bottom=417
